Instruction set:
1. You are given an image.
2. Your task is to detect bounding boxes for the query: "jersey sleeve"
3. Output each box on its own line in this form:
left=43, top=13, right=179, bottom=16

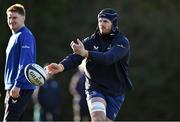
left=60, top=54, right=84, bottom=71
left=60, top=37, right=91, bottom=71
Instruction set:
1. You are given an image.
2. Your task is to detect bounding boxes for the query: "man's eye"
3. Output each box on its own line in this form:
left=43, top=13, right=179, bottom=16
left=99, top=20, right=108, bottom=23
left=103, top=20, right=108, bottom=23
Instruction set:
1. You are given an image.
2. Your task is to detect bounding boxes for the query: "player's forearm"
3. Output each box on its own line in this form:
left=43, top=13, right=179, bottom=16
left=60, top=54, right=83, bottom=71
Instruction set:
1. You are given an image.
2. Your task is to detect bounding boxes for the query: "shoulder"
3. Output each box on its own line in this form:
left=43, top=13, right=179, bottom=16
left=20, top=27, right=34, bottom=38
left=113, top=32, right=129, bottom=44
left=82, top=34, right=95, bottom=43
left=82, top=34, right=96, bottom=48
left=116, top=32, right=129, bottom=41
left=18, top=27, right=36, bottom=43
left=110, top=32, right=130, bottom=49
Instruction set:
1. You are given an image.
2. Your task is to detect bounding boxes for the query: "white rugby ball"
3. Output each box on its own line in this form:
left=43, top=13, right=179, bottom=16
left=24, top=63, right=47, bottom=86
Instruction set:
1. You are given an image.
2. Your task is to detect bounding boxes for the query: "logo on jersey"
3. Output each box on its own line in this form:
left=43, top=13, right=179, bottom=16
left=12, top=99, right=18, bottom=103
left=117, top=44, right=125, bottom=48
left=93, top=45, right=99, bottom=51
left=22, top=45, right=30, bottom=48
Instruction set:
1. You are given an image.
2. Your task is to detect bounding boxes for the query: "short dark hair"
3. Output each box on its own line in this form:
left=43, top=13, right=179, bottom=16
left=6, top=3, right=25, bottom=16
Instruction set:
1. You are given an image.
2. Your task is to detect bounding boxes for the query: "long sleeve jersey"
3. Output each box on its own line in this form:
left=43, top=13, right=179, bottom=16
left=4, top=26, right=36, bottom=90
left=61, top=32, right=133, bottom=96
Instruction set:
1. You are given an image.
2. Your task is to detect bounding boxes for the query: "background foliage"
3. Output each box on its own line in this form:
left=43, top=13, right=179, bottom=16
left=0, top=0, right=180, bottom=121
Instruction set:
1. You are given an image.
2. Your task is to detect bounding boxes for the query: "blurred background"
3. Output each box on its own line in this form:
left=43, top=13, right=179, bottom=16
left=0, top=0, right=180, bottom=121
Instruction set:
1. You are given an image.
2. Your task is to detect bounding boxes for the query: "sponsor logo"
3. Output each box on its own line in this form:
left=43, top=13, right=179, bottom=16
left=93, top=46, right=99, bottom=51
left=117, top=44, right=125, bottom=48
left=12, top=99, right=17, bottom=103
left=22, top=45, right=30, bottom=48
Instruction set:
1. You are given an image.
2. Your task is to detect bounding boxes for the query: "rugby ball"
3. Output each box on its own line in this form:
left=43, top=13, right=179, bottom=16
left=24, top=63, right=47, bottom=86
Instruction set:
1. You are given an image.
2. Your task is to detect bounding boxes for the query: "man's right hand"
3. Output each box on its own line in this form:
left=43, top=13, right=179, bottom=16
left=45, top=63, right=64, bottom=75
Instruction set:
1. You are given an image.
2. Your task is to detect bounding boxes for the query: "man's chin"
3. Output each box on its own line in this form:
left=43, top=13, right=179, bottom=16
left=10, top=27, right=15, bottom=30
left=100, top=31, right=110, bottom=35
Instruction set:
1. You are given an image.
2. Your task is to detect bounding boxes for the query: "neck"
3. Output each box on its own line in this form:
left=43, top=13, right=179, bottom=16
left=13, top=24, right=25, bottom=33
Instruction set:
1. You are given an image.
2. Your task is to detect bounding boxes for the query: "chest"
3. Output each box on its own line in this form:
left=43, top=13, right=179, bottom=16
left=6, top=33, right=21, bottom=55
left=91, top=39, right=113, bottom=52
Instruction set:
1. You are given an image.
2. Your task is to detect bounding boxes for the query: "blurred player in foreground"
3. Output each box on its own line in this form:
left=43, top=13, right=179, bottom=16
left=69, top=61, right=90, bottom=121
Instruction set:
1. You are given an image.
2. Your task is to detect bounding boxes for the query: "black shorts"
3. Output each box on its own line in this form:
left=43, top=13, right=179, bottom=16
left=3, top=89, right=34, bottom=121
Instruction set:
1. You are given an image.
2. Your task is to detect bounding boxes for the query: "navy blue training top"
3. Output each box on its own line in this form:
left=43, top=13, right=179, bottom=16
left=61, top=32, right=133, bottom=96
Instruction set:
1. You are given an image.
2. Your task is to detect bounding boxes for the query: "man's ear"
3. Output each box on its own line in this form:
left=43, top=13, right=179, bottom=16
left=22, top=15, right=25, bottom=21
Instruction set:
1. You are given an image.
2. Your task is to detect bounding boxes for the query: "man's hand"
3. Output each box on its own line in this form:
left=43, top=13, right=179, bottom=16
left=45, top=63, right=64, bottom=75
left=70, top=38, right=88, bottom=57
left=10, top=86, right=20, bottom=98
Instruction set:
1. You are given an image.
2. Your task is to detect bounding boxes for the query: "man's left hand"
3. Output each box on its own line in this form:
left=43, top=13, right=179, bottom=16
left=70, top=38, right=88, bottom=57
